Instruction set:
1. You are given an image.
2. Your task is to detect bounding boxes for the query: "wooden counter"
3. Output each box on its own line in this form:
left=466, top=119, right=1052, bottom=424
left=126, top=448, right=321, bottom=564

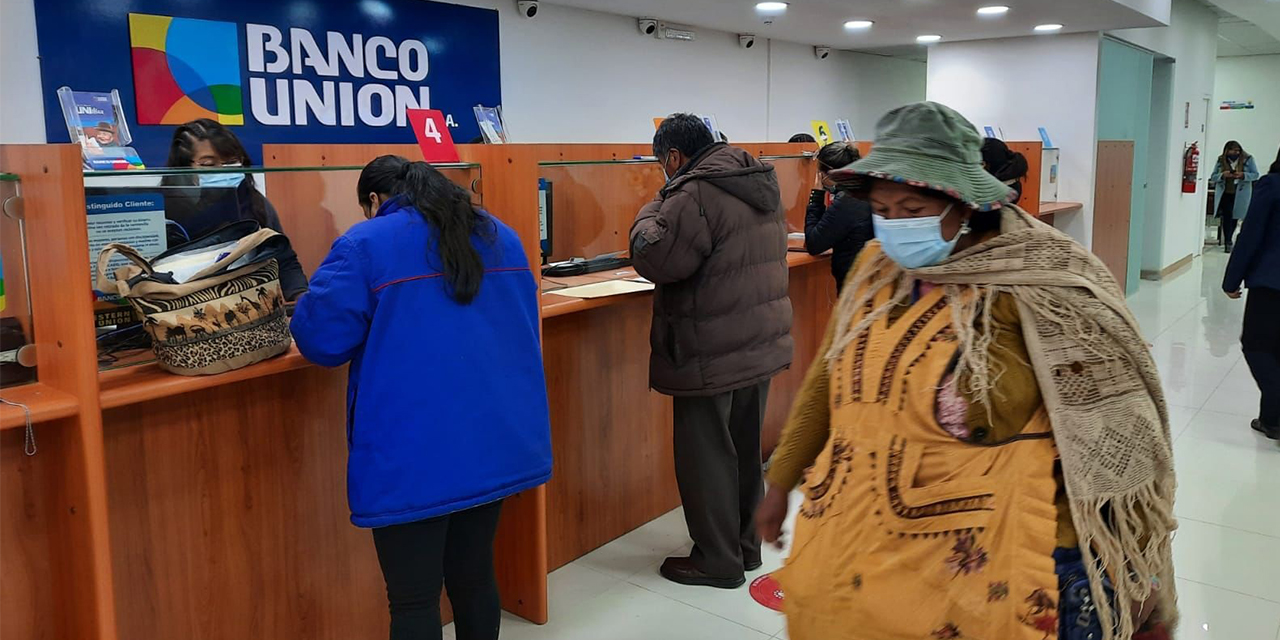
left=540, top=251, right=833, bottom=569
left=1, top=142, right=835, bottom=640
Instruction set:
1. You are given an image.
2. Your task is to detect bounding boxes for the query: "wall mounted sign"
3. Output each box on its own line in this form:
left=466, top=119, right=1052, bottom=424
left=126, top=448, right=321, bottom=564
left=34, top=0, right=501, bottom=166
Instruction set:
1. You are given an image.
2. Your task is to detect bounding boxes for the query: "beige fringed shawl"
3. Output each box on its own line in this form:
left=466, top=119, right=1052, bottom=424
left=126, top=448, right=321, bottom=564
left=827, top=207, right=1178, bottom=640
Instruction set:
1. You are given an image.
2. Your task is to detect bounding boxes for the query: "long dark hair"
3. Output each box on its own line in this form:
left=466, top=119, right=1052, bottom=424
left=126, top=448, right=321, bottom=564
left=358, top=155, right=493, bottom=304
left=980, top=138, right=1029, bottom=183
left=163, top=118, right=269, bottom=227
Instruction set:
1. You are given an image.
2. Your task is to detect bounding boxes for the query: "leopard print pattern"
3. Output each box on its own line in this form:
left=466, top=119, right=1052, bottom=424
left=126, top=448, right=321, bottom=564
left=153, top=312, right=291, bottom=373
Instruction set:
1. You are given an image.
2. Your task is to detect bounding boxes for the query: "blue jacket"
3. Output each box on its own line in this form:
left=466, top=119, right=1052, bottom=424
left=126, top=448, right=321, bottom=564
left=1211, top=154, right=1260, bottom=220
left=1224, top=173, right=1280, bottom=293
left=291, top=198, right=552, bottom=528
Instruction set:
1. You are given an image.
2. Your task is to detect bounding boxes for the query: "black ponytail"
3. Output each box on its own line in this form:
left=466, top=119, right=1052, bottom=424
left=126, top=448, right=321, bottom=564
left=357, top=155, right=493, bottom=304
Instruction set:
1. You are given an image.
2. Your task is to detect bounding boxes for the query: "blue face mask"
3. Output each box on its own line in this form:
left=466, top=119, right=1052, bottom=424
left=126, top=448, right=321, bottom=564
left=198, top=168, right=246, bottom=189
left=872, top=203, right=969, bottom=269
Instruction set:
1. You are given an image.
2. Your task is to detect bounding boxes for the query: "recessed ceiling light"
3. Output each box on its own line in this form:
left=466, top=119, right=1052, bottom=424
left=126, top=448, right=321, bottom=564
left=1034, top=23, right=1064, bottom=32
left=844, top=20, right=874, bottom=29
left=977, top=5, right=1010, bottom=15
left=755, top=1, right=789, bottom=14
left=916, top=34, right=943, bottom=43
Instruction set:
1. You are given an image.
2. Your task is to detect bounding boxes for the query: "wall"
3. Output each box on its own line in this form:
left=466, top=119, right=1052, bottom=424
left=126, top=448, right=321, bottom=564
left=926, top=33, right=1102, bottom=245
left=1109, top=0, right=1219, bottom=270
left=1209, top=55, right=1280, bottom=173
left=0, top=0, right=926, bottom=146
left=0, top=0, right=45, bottom=143
left=766, top=40, right=928, bottom=143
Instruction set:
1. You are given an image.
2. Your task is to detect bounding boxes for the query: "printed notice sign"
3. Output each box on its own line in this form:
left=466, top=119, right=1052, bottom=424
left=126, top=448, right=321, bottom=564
left=87, top=194, right=167, bottom=300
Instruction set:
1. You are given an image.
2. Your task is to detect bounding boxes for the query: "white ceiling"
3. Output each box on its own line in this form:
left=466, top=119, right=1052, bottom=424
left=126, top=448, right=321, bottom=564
left=1203, top=0, right=1280, bottom=56
left=545, top=0, right=1168, bottom=50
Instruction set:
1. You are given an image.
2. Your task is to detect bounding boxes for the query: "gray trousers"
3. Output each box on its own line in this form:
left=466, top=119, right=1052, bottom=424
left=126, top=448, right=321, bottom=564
left=671, top=379, right=770, bottom=578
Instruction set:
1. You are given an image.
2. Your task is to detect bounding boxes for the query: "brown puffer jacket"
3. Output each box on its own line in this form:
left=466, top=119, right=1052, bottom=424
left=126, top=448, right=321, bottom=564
left=629, top=143, right=794, bottom=396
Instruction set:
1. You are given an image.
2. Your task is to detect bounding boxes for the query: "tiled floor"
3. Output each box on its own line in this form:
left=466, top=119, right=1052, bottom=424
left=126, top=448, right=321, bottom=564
left=448, top=251, right=1279, bottom=640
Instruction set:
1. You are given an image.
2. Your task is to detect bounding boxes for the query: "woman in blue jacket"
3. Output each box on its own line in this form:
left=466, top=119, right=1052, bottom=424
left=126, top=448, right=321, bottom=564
left=1211, top=140, right=1261, bottom=252
left=291, top=156, right=552, bottom=640
left=1224, top=146, right=1280, bottom=440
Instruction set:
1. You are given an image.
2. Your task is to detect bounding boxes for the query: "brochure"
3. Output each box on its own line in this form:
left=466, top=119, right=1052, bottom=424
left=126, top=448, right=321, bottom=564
left=473, top=105, right=509, bottom=144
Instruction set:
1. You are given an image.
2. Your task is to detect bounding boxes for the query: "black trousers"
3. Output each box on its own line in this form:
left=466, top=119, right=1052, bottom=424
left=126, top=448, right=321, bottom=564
left=372, top=500, right=504, bottom=640
left=1243, top=287, right=1280, bottom=427
left=671, top=379, right=770, bottom=578
left=1217, top=192, right=1238, bottom=248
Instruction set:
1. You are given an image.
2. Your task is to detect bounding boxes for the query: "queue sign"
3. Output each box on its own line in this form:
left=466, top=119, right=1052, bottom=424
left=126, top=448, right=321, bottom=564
left=406, top=109, right=460, bottom=163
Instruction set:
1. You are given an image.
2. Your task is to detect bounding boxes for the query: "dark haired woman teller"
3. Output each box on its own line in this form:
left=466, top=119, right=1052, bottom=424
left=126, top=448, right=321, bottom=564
left=291, top=156, right=553, bottom=640
left=164, top=118, right=309, bottom=299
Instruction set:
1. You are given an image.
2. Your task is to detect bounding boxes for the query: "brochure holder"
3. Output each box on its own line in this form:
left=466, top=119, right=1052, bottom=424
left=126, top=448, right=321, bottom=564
left=56, top=87, right=146, bottom=171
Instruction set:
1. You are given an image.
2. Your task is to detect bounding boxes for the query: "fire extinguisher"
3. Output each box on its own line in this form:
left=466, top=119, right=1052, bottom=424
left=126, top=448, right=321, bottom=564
left=1182, top=143, right=1200, bottom=193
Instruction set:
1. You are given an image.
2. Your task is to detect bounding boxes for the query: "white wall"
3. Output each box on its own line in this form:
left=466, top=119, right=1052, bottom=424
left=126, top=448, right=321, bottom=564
left=0, top=0, right=46, bottom=143
left=766, top=41, right=927, bottom=143
left=1210, top=55, right=1280, bottom=173
left=926, top=33, right=1102, bottom=245
left=1110, top=0, right=1219, bottom=270
left=0, top=0, right=926, bottom=146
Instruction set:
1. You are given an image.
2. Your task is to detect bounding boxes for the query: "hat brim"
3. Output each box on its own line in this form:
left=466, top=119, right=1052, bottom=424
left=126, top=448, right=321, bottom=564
left=829, top=147, right=1016, bottom=211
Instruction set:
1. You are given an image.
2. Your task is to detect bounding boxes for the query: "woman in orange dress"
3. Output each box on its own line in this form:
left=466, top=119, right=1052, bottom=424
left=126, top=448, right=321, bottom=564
left=756, top=102, right=1177, bottom=640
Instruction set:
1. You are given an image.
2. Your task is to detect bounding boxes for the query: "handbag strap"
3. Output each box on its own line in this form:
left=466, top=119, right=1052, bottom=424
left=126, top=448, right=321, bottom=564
left=96, top=243, right=155, bottom=296
left=183, top=228, right=281, bottom=282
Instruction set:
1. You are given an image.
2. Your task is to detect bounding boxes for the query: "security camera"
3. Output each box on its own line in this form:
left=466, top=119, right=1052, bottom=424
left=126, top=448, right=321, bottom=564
left=739, top=34, right=757, bottom=49
left=814, top=46, right=832, bottom=60
left=638, top=18, right=658, bottom=36
left=517, top=1, right=538, bottom=19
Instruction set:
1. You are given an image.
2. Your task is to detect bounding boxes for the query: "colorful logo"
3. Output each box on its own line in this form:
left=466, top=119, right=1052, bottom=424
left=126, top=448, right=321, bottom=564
left=129, top=14, right=244, bottom=126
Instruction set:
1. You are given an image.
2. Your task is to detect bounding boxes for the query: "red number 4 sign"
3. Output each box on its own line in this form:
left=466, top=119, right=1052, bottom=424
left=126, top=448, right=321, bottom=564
left=405, top=109, right=460, bottom=163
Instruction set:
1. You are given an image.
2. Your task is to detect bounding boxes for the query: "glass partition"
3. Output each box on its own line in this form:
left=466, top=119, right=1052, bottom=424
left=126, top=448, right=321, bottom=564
left=0, top=173, right=37, bottom=386
left=86, top=163, right=481, bottom=371
left=537, top=159, right=664, bottom=264
left=760, top=154, right=817, bottom=234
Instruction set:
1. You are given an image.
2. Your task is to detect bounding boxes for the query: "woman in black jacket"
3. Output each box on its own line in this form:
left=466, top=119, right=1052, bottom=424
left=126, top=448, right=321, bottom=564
left=161, top=119, right=309, bottom=300
left=980, top=138, right=1029, bottom=205
left=805, top=141, right=873, bottom=290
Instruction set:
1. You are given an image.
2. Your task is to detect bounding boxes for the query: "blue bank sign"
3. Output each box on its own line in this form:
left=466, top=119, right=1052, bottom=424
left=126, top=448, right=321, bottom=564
left=35, top=0, right=501, bottom=165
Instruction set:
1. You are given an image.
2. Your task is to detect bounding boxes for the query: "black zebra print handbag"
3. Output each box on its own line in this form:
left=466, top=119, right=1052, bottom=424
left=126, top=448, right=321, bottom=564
left=96, top=220, right=293, bottom=376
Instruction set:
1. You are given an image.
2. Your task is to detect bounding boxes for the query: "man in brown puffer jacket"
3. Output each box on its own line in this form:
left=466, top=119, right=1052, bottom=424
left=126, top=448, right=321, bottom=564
left=630, top=114, right=794, bottom=589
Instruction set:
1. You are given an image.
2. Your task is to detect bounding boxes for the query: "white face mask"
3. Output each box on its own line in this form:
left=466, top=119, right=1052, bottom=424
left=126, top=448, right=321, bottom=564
left=872, top=203, right=970, bottom=269
left=197, top=163, right=245, bottom=189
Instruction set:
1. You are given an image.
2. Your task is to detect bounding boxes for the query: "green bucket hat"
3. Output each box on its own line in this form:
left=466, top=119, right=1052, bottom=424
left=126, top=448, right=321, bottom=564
left=830, top=101, right=1016, bottom=211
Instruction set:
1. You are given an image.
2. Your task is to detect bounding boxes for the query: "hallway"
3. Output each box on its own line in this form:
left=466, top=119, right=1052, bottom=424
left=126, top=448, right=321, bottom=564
left=458, top=251, right=1279, bottom=640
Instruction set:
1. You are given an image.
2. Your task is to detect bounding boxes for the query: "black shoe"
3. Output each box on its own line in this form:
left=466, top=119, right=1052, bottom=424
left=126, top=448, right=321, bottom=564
left=1251, top=419, right=1280, bottom=440
left=1225, top=244, right=1233, bottom=254
left=659, top=557, right=745, bottom=589
left=744, top=558, right=763, bottom=572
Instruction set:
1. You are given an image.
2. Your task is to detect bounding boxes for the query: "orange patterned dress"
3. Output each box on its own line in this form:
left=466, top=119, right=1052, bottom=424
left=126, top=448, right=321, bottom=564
left=774, top=276, right=1062, bottom=640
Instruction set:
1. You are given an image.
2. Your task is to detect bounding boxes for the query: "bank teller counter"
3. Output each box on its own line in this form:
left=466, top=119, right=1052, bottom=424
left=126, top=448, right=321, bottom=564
left=0, top=146, right=492, bottom=640
left=0, top=141, right=832, bottom=640
left=535, top=155, right=835, bottom=571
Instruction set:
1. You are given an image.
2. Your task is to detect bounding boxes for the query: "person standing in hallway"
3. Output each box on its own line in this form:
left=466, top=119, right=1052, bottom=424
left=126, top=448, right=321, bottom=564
left=1224, top=146, right=1280, bottom=440
left=756, top=103, right=1176, bottom=640
left=1211, top=140, right=1260, bottom=252
left=630, top=113, right=794, bottom=589
left=804, top=141, right=874, bottom=291
left=291, top=156, right=553, bottom=640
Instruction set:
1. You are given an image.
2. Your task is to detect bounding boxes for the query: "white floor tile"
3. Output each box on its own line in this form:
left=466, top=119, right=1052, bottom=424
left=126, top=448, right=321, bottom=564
left=1173, top=579, right=1280, bottom=640
left=496, top=580, right=772, bottom=640
left=1172, top=518, right=1280, bottom=602
left=627, top=554, right=787, bottom=636
left=1201, top=358, right=1265, bottom=418
left=574, top=508, right=691, bottom=581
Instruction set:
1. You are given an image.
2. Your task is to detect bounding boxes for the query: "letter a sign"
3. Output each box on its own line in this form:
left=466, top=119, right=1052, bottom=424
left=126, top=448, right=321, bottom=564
left=406, top=109, right=460, bottom=163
